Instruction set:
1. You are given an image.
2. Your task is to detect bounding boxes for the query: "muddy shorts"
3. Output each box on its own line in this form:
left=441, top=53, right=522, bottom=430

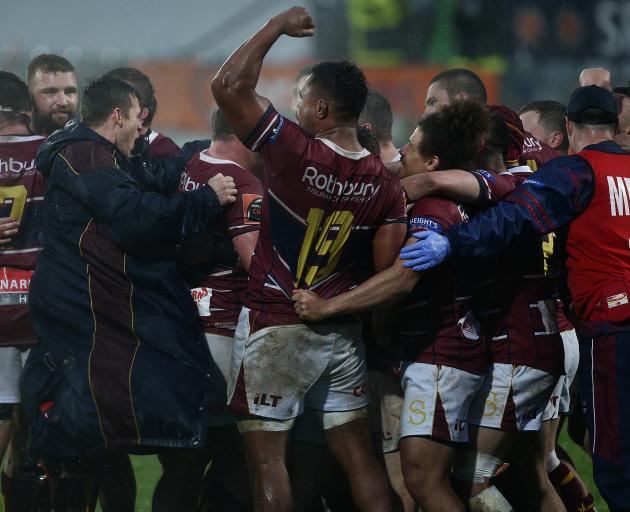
left=228, top=308, right=369, bottom=421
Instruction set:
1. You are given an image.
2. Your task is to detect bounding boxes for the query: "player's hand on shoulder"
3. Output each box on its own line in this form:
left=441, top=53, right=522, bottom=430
left=273, top=6, right=315, bottom=38
left=208, top=173, right=237, bottom=206
left=0, top=217, right=19, bottom=245
left=399, top=230, right=451, bottom=271
left=292, top=289, right=328, bottom=322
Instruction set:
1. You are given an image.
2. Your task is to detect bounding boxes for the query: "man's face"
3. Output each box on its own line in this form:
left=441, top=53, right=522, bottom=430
left=424, top=82, right=451, bottom=115
left=296, top=76, right=320, bottom=135
left=400, top=127, right=431, bottom=177
left=292, top=73, right=310, bottom=114
left=116, top=97, right=142, bottom=157
left=519, top=110, right=549, bottom=144
left=30, top=70, right=78, bottom=135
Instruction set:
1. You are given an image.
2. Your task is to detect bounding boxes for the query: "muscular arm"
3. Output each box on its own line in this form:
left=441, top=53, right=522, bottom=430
left=232, top=230, right=259, bottom=272
left=372, top=222, right=407, bottom=271
left=211, top=7, right=314, bottom=141
left=401, top=170, right=481, bottom=203
left=294, top=237, right=420, bottom=321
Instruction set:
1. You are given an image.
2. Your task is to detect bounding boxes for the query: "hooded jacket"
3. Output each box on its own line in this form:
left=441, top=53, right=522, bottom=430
left=24, top=120, right=223, bottom=458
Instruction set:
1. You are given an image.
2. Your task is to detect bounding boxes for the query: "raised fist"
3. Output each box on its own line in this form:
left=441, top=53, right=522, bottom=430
left=208, top=173, right=237, bottom=206
left=579, top=67, right=612, bottom=90
left=274, top=6, right=315, bottom=38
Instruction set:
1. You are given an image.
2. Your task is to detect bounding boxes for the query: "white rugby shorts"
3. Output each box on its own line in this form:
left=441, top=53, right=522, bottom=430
left=542, top=328, right=580, bottom=421
left=0, top=346, right=30, bottom=403
left=367, top=370, right=404, bottom=453
left=399, top=362, right=485, bottom=443
left=469, top=363, right=558, bottom=431
left=205, top=332, right=235, bottom=426
left=228, top=308, right=369, bottom=422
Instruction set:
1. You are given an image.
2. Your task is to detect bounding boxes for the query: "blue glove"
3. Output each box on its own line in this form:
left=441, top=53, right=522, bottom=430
left=399, top=230, right=452, bottom=271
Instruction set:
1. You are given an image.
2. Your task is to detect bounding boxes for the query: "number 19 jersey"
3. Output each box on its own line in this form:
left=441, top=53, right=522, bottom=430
left=243, top=106, right=407, bottom=325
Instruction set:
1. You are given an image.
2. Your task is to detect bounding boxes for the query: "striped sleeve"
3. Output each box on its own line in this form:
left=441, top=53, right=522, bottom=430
left=243, top=105, right=283, bottom=152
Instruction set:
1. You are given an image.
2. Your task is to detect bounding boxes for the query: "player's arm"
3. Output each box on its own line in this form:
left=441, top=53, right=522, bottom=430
left=232, top=231, right=259, bottom=272
left=211, top=7, right=314, bottom=141
left=401, top=169, right=519, bottom=207
left=400, top=157, right=595, bottom=269
left=293, top=236, right=420, bottom=322
left=76, top=166, right=236, bottom=250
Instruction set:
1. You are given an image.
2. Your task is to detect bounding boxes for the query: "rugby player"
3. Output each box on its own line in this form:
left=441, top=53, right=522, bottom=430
left=211, top=6, right=408, bottom=512
left=401, top=85, right=630, bottom=512
left=424, top=68, right=487, bottom=115
left=294, top=100, right=492, bottom=512
left=27, top=54, right=78, bottom=136
left=0, top=71, right=45, bottom=512
left=151, top=107, right=262, bottom=512
left=519, top=100, right=568, bottom=170
left=359, top=90, right=400, bottom=164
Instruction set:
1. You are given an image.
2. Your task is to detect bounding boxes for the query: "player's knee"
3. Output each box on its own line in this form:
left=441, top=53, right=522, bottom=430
left=0, top=403, right=13, bottom=422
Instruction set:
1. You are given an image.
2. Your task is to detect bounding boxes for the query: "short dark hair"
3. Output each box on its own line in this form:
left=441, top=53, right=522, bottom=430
left=429, top=68, right=487, bottom=104
left=211, top=107, right=233, bottom=139
left=80, top=77, right=140, bottom=127
left=27, top=54, right=75, bottom=87
left=103, top=67, right=158, bottom=126
left=357, top=125, right=380, bottom=155
left=417, top=100, right=489, bottom=171
left=358, top=89, right=393, bottom=141
left=308, top=61, right=368, bottom=121
left=519, top=100, right=568, bottom=152
left=0, top=71, right=32, bottom=128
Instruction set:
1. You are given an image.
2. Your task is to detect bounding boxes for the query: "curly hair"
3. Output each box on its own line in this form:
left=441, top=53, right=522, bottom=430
left=309, top=61, right=368, bottom=121
left=417, top=100, right=490, bottom=171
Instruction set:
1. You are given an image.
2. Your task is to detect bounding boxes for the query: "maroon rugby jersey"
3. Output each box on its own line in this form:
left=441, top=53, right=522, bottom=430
left=520, top=132, right=563, bottom=171
left=179, top=151, right=262, bottom=336
left=148, top=130, right=181, bottom=158
left=0, top=134, right=45, bottom=346
left=474, top=166, right=564, bottom=374
left=396, top=196, right=487, bottom=375
left=243, top=106, right=407, bottom=327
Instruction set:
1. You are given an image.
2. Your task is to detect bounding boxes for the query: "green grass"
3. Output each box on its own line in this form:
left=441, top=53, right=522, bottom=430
left=0, top=427, right=610, bottom=511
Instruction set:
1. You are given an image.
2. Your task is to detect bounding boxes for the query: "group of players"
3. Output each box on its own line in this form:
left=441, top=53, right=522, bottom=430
left=1, top=5, right=630, bottom=512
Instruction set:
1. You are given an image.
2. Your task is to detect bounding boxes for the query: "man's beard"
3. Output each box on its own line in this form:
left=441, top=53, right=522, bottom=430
left=32, top=107, right=74, bottom=136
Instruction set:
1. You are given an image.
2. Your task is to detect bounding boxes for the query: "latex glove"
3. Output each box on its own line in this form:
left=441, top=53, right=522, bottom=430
left=399, top=230, right=452, bottom=271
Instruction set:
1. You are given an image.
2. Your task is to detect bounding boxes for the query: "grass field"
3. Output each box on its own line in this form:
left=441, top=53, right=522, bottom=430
left=0, top=425, right=610, bottom=511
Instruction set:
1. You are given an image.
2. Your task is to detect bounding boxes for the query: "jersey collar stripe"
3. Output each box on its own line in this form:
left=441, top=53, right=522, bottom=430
left=199, top=152, right=244, bottom=168
left=147, top=131, right=159, bottom=144
left=0, top=135, right=45, bottom=143
left=316, top=137, right=370, bottom=160
left=0, top=247, right=42, bottom=254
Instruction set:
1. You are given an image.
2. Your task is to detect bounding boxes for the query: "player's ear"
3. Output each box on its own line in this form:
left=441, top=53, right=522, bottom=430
left=549, top=131, right=564, bottom=149
left=139, top=106, right=150, bottom=127
left=426, top=154, right=439, bottom=171
left=316, top=98, right=328, bottom=120
left=113, top=107, right=123, bottom=128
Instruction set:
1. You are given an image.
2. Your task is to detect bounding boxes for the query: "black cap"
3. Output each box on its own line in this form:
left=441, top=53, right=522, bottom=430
left=567, top=85, right=618, bottom=125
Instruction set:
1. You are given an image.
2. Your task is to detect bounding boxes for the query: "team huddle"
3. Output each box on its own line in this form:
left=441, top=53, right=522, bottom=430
left=1, top=5, right=630, bottom=512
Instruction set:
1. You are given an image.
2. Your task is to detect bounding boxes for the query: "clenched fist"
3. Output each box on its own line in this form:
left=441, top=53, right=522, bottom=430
left=292, top=289, right=330, bottom=322
left=208, top=173, right=237, bottom=206
left=273, top=6, right=315, bottom=38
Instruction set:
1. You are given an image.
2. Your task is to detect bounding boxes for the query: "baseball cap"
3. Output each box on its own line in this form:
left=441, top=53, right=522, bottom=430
left=567, top=85, right=617, bottom=125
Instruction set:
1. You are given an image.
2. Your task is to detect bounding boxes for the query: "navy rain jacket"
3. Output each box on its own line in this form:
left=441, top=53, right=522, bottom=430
left=24, top=120, right=223, bottom=458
